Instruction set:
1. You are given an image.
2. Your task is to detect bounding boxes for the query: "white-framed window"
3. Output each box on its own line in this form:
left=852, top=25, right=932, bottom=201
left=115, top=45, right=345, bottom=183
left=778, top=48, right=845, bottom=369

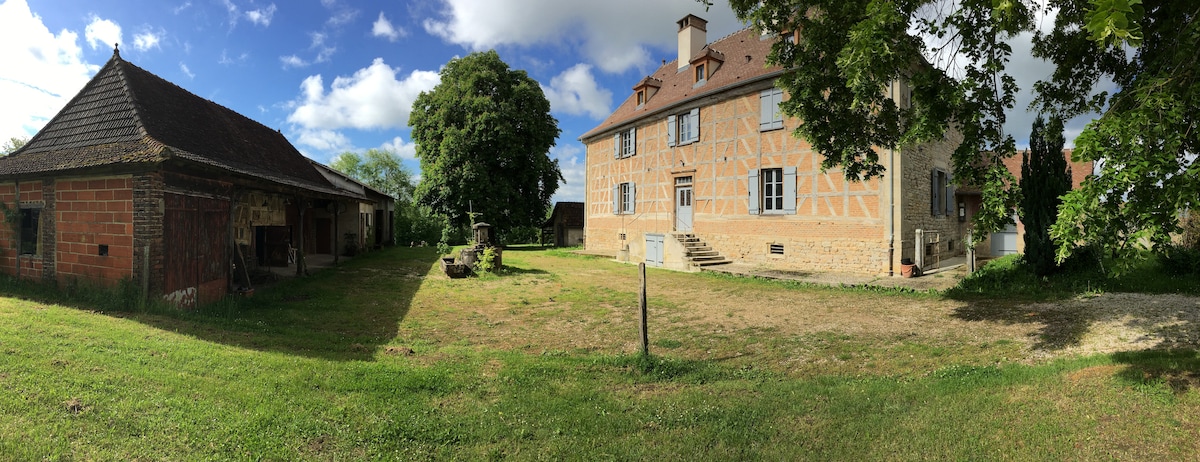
left=612, top=127, right=636, bottom=159
left=931, top=168, right=954, bottom=216
left=612, top=182, right=636, bottom=215
left=667, top=108, right=700, bottom=147
left=748, top=166, right=797, bottom=215
left=760, top=87, right=784, bottom=131
left=694, top=63, right=706, bottom=85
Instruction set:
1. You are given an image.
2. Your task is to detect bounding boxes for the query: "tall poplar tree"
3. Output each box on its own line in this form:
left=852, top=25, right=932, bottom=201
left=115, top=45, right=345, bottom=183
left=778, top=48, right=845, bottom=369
left=1020, top=116, right=1071, bottom=276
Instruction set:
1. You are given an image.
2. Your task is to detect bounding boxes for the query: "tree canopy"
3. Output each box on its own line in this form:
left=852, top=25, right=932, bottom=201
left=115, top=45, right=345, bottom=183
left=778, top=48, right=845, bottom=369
left=713, top=0, right=1198, bottom=266
left=1, top=136, right=28, bottom=156
left=409, top=50, right=562, bottom=240
left=329, top=148, right=414, bottom=201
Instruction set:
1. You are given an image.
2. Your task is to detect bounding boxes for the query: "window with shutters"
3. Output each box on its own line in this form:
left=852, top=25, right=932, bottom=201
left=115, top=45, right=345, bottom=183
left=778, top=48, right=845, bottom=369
left=613, top=182, right=636, bottom=215
left=612, top=127, right=636, bottom=158
left=760, top=87, right=784, bottom=131
left=930, top=168, right=953, bottom=217
left=667, top=108, right=700, bottom=147
left=748, top=166, right=797, bottom=215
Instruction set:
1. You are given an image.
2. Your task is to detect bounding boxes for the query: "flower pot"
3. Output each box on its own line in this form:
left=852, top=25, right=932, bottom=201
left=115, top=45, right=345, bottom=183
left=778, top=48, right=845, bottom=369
left=901, top=263, right=917, bottom=278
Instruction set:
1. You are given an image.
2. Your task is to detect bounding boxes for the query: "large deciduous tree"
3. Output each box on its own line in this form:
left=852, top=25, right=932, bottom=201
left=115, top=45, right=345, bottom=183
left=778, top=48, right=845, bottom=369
left=713, top=0, right=1198, bottom=269
left=409, top=50, right=562, bottom=242
left=330, top=148, right=415, bottom=201
left=1020, top=116, right=1071, bottom=276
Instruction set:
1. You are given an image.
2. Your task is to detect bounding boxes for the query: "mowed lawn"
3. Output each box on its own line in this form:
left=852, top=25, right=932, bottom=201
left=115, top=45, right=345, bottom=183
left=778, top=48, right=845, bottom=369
left=4, top=246, right=1200, bottom=460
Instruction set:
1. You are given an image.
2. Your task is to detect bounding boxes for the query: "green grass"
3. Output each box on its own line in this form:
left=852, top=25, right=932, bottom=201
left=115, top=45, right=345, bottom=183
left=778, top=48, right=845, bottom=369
left=3, top=247, right=1200, bottom=459
left=947, top=252, right=1200, bottom=301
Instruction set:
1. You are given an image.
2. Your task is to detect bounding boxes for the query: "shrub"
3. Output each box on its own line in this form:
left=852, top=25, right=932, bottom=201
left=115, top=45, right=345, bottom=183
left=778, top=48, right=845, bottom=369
left=1160, top=244, right=1200, bottom=275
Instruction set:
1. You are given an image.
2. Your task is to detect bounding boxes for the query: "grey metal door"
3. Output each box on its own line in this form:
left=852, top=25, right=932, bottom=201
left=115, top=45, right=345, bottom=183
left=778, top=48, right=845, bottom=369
left=675, top=186, right=693, bottom=232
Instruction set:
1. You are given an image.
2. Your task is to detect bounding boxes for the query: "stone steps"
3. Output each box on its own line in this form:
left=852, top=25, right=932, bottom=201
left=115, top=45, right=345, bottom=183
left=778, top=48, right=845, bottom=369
left=672, top=233, right=730, bottom=267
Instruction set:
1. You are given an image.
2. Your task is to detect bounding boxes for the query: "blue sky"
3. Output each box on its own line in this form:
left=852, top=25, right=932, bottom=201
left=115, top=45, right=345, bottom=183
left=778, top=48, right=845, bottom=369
left=0, top=0, right=1092, bottom=204
left=0, top=0, right=749, bottom=203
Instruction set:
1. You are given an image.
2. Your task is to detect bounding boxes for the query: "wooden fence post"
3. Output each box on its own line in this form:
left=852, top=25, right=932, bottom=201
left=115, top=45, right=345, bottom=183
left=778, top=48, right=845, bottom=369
left=639, top=262, right=648, bottom=356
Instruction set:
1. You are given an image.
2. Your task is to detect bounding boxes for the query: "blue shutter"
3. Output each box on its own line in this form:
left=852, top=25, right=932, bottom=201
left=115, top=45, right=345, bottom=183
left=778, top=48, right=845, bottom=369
left=629, top=183, right=636, bottom=214
left=628, top=128, right=636, bottom=156
left=667, top=115, right=676, bottom=147
left=748, top=169, right=760, bottom=215
left=688, top=108, right=700, bottom=143
left=783, top=166, right=797, bottom=214
left=945, top=173, right=955, bottom=216
left=760, top=89, right=772, bottom=130
left=771, top=90, right=784, bottom=130
left=930, top=170, right=939, bottom=216
left=613, top=133, right=620, bottom=159
left=613, top=183, right=620, bottom=214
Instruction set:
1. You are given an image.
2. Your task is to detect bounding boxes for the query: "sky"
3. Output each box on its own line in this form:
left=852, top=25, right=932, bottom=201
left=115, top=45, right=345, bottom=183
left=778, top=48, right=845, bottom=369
left=0, top=0, right=1093, bottom=204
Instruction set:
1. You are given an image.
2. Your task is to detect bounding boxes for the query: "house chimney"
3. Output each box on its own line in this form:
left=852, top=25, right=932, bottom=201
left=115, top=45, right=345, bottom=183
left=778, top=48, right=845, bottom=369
left=677, top=15, right=707, bottom=71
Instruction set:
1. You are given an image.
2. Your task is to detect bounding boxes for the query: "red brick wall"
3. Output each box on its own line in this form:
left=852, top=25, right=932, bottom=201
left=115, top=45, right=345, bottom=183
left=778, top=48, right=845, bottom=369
left=0, top=183, right=16, bottom=272
left=54, top=177, right=135, bottom=284
left=0, top=181, right=51, bottom=281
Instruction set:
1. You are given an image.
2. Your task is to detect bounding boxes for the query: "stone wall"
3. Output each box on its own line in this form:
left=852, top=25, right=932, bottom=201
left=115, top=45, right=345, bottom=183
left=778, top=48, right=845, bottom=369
left=584, top=82, right=892, bottom=275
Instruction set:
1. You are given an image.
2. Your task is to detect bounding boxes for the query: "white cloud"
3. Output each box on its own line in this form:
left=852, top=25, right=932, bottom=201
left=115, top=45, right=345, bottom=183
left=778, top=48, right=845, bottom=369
left=288, top=58, right=440, bottom=131
left=541, top=63, right=611, bottom=119
left=222, top=0, right=239, bottom=28
left=550, top=144, right=585, bottom=203
left=84, top=14, right=122, bottom=51
left=280, top=54, right=308, bottom=68
left=246, top=4, right=277, bottom=27
left=132, top=29, right=163, bottom=51
left=179, top=62, right=194, bottom=79
left=296, top=128, right=352, bottom=152
left=173, top=2, right=192, bottom=15
left=219, top=49, right=250, bottom=65
left=0, top=0, right=98, bottom=143
left=287, top=58, right=440, bottom=152
left=327, top=9, right=359, bottom=27
left=422, top=0, right=743, bottom=74
left=372, top=12, right=405, bottom=42
left=380, top=136, right=417, bottom=159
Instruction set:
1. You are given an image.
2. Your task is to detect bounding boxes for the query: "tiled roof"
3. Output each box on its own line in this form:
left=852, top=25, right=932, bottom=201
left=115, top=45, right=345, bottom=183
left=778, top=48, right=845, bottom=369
left=580, top=27, right=783, bottom=141
left=543, top=201, right=584, bottom=228
left=0, top=49, right=340, bottom=196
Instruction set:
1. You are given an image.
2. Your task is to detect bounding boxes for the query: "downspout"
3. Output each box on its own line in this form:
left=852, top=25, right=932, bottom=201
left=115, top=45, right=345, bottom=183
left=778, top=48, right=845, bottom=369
left=14, top=180, right=19, bottom=280
left=886, top=81, right=897, bottom=277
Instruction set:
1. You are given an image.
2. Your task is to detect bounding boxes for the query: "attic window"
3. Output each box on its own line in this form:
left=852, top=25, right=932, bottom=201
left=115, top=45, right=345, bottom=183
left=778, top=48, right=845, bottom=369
left=694, top=63, right=706, bottom=85
left=636, top=90, right=645, bottom=107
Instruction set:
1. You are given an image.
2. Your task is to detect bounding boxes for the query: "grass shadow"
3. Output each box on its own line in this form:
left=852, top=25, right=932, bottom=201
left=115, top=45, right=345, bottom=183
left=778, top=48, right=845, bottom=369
left=1112, top=350, right=1200, bottom=395
left=1, top=246, right=440, bottom=362
left=948, top=254, right=1200, bottom=351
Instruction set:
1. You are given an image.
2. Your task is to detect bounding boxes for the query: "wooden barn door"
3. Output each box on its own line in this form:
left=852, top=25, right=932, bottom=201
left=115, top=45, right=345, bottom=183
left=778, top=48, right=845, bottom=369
left=163, top=193, right=230, bottom=307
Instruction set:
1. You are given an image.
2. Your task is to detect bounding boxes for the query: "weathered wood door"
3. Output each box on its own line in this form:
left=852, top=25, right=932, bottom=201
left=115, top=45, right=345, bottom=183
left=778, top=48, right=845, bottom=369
left=163, top=193, right=230, bottom=307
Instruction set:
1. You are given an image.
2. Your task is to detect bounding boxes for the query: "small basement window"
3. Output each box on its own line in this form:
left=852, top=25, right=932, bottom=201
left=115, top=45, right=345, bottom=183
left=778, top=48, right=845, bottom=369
left=770, top=243, right=784, bottom=255
left=19, top=208, right=40, bottom=255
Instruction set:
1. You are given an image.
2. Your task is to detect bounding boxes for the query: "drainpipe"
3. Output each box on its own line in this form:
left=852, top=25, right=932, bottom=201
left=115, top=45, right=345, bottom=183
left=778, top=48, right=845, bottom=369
left=886, top=81, right=897, bottom=277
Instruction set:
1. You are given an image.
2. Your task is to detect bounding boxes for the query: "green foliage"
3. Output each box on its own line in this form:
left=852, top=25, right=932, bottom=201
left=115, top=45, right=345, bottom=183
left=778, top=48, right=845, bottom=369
left=1037, top=1, right=1200, bottom=268
left=1160, top=244, right=1200, bottom=275
left=409, top=50, right=562, bottom=239
left=0, top=136, right=28, bottom=155
left=719, top=0, right=1199, bottom=255
left=473, top=246, right=498, bottom=273
left=1020, top=116, right=1071, bottom=276
left=948, top=249, right=1200, bottom=301
left=328, top=148, right=415, bottom=201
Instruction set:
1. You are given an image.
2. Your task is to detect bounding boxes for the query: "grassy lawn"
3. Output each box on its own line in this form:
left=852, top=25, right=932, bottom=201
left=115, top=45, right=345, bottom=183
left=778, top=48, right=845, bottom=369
left=3, top=247, right=1200, bottom=460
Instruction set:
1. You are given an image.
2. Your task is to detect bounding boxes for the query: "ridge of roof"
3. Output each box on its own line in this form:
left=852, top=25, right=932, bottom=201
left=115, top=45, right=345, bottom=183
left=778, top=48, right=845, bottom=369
left=580, top=26, right=782, bottom=141
left=0, top=51, right=340, bottom=197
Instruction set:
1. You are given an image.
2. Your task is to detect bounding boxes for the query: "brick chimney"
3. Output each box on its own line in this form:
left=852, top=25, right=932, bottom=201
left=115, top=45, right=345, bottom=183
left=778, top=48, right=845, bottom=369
left=677, top=15, right=707, bottom=71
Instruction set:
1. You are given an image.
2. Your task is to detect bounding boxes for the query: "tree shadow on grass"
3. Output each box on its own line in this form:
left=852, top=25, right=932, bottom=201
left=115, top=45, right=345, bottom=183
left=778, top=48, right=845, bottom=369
left=951, top=294, right=1200, bottom=354
left=1110, top=350, right=1200, bottom=395
left=0, top=246, right=441, bottom=362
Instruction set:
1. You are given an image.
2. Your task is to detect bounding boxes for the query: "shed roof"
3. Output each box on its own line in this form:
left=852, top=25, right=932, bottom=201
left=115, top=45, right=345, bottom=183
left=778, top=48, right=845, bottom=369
left=0, top=47, right=341, bottom=196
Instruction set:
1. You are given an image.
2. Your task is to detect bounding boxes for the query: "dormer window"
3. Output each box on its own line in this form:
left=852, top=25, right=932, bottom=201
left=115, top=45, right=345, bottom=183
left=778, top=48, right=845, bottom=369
left=694, top=63, right=706, bottom=85
left=636, top=90, right=645, bottom=107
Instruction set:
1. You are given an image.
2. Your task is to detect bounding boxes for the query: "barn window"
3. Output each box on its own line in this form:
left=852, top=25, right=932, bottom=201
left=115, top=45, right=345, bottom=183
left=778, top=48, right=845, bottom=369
left=19, top=208, right=40, bottom=255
